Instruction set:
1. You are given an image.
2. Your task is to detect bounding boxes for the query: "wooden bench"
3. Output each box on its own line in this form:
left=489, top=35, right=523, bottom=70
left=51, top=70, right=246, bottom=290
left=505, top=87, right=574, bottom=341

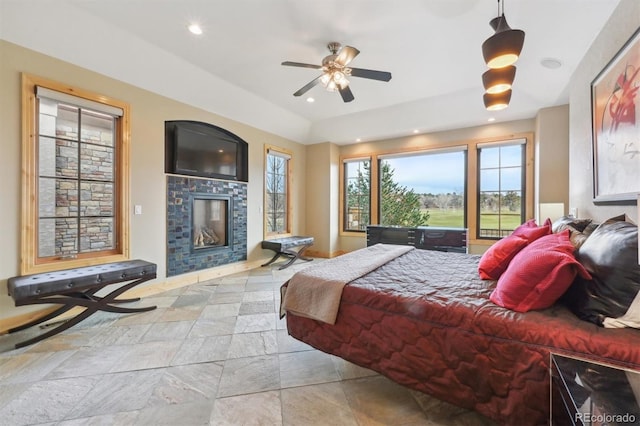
left=261, top=236, right=314, bottom=270
left=7, top=259, right=157, bottom=348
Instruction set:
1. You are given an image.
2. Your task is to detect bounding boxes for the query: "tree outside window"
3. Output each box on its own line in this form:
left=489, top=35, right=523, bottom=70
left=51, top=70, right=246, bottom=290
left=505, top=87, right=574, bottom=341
left=344, top=159, right=371, bottom=231
left=379, top=161, right=430, bottom=227
left=265, top=147, right=291, bottom=236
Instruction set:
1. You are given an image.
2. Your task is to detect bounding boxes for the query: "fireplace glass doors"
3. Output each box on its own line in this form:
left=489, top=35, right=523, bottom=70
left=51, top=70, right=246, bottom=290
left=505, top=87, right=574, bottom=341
left=192, top=195, right=232, bottom=251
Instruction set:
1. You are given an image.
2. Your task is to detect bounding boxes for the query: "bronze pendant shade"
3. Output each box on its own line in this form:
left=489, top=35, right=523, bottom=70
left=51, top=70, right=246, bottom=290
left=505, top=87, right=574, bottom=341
left=482, top=65, right=516, bottom=94
left=481, top=0, right=524, bottom=110
left=482, top=15, right=525, bottom=69
left=483, top=89, right=512, bottom=111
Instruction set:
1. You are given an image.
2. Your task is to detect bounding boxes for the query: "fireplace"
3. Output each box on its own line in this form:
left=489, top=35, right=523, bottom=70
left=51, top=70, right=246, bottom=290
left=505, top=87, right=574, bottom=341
left=192, top=195, right=232, bottom=251
left=166, top=176, right=247, bottom=277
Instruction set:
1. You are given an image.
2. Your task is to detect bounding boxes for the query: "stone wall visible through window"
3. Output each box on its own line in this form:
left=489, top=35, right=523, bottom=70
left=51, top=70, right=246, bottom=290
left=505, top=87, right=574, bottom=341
left=38, top=101, right=115, bottom=258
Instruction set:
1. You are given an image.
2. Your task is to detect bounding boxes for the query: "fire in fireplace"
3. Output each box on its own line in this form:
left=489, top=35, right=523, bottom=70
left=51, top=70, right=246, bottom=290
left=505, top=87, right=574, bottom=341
left=192, top=195, right=232, bottom=251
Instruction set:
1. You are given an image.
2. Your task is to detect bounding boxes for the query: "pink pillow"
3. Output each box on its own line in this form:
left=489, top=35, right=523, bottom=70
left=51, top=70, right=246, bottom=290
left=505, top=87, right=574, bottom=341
left=490, top=230, right=592, bottom=312
left=478, top=218, right=552, bottom=280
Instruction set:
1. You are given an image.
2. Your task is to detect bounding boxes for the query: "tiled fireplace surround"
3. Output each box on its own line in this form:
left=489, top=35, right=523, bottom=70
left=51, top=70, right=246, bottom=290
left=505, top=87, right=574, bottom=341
left=167, top=176, right=247, bottom=276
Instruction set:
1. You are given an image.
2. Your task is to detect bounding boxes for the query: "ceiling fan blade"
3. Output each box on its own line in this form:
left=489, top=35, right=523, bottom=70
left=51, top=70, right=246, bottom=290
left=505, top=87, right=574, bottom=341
left=293, top=75, right=323, bottom=97
left=339, top=85, right=355, bottom=103
left=282, top=61, right=322, bottom=70
left=349, top=67, right=392, bottom=82
left=335, top=46, right=360, bottom=66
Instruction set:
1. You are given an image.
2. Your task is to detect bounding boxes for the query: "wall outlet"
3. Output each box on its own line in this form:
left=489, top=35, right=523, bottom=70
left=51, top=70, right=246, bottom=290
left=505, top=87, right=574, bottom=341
left=569, top=207, right=577, bottom=218
left=134, top=205, right=142, bottom=215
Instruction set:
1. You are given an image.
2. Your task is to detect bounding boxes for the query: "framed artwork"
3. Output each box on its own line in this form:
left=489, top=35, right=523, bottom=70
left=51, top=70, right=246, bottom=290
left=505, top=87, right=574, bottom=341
left=591, top=27, right=640, bottom=203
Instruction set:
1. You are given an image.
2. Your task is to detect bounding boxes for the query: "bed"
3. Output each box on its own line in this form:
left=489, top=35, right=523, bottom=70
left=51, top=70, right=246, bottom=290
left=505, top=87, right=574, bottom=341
left=280, top=216, right=640, bottom=425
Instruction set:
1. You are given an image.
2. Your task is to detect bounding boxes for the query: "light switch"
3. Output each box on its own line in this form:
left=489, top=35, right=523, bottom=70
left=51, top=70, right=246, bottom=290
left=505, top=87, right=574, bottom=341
left=569, top=207, right=577, bottom=218
left=134, top=205, right=142, bottom=215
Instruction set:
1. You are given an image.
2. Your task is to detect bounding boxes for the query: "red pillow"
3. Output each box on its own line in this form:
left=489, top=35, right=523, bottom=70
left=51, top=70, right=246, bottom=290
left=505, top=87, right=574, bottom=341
left=478, top=235, right=528, bottom=280
left=490, top=230, right=592, bottom=312
left=512, top=218, right=552, bottom=241
left=478, top=218, right=552, bottom=280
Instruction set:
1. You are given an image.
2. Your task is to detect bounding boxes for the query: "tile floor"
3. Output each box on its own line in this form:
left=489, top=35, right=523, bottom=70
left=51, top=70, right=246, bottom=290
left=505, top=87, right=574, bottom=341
left=0, top=259, right=496, bottom=425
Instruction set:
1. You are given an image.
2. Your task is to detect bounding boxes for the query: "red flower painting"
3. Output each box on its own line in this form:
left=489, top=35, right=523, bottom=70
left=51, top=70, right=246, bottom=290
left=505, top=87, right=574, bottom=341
left=591, top=28, right=640, bottom=202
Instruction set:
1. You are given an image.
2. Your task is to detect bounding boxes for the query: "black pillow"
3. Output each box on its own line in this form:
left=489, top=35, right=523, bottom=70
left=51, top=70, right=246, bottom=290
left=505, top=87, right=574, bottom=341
left=561, top=215, right=640, bottom=326
left=552, top=216, right=593, bottom=233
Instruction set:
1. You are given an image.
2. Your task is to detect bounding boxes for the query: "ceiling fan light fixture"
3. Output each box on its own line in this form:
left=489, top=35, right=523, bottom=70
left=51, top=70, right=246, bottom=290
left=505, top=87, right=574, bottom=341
left=482, top=65, right=516, bottom=94
left=324, top=80, right=338, bottom=92
left=333, top=71, right=346, bottom=83
left=483, top=90, right=512, bottom=111
left=282, top=42, right=390, bottom=102
left=321, top=70, right=350, bottom=92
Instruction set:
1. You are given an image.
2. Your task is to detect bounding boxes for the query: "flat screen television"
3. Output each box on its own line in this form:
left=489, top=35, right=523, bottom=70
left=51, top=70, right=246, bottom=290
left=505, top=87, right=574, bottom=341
left=165, top=120, right=248, bottom=182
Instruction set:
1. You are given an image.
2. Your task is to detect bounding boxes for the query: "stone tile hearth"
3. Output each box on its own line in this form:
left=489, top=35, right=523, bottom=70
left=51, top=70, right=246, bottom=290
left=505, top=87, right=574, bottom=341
left=166, top=176, right=247, bottom=277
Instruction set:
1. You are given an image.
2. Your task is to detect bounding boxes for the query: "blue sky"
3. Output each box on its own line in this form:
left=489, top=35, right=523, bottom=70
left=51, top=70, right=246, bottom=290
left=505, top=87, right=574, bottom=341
left=383, top=151, right=465, bottom=194
left=383, top=145, right=522, bottom=195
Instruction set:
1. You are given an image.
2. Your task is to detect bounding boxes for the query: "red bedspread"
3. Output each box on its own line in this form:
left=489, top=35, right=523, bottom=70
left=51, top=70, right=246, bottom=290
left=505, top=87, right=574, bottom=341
left=285, top=249, right=640, bottom=425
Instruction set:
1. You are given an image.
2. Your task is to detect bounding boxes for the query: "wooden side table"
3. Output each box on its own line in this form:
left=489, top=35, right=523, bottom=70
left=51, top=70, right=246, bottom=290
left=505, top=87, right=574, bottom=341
left=550, top=353, right=640, bottom=425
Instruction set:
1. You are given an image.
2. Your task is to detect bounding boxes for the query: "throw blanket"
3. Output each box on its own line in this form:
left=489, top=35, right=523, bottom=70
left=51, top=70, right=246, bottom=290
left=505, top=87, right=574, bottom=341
left=281, top=244, right=414, bottom=324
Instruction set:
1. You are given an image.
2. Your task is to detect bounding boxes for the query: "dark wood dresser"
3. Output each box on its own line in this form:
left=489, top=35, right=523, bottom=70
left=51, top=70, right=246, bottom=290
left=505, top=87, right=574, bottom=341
left=366, top=225, right=467, bottom=253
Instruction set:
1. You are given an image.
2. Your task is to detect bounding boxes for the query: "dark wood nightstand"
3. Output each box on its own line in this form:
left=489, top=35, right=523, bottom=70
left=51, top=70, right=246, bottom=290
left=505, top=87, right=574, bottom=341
left=550, top=353, right=640, bottom=425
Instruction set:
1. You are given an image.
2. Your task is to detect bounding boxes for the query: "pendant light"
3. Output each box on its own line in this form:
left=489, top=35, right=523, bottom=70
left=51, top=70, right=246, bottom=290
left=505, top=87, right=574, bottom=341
left=482, top=0, right=525, bottom=69
left=483, top=90, right=512, bottom=111
left=482, top=65, right=516, bottom=94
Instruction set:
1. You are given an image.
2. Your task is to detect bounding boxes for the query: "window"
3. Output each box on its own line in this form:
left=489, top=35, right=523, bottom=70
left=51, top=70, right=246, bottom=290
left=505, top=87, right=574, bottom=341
left=264, top=145, right=292, bottom=236
left=340, top=134, right=533, bottom=244
left=343, top=159, right=371, bottom=231
left=21, top=74, right=130, bottom=274
left=379, top=150, right=466, bottom=228
left=477, top=140, right=525, bottom=239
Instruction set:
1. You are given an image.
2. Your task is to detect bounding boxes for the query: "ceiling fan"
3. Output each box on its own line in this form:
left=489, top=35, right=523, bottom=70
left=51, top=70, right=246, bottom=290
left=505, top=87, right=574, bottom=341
left=281, top=42, right=392, bottom=103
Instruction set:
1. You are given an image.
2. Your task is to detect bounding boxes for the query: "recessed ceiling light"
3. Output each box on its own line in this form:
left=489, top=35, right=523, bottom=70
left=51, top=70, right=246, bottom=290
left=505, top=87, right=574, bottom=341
left=306, top=97, right=315, bottom=103
left=488, top=117, right=496, bottom=122
left=356, top=138, right=362, bottom=142
left=413, top=129, right=419, bottom=134
left=188, top=23, right=203, bottom=35
left=540, top=58, right=562, bottom=69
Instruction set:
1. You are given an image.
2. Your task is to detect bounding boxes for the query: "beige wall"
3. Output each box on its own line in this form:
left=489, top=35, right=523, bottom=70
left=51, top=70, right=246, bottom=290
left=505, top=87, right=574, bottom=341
left=535, top=105, right=570, bottom=218
left=304, top=142, right=341, bottom=258
left=568, top=0, right=639, bottom=223
left=335, top=118, right=538, bottom=254
left=0, top=40, right=307, bottom=320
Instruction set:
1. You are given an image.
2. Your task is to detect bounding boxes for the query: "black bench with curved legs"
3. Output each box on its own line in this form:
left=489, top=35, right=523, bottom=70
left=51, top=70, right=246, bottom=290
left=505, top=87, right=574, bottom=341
left=7, top=259, right=157, bottom=349
left=261, top=236, right=314, bottom=270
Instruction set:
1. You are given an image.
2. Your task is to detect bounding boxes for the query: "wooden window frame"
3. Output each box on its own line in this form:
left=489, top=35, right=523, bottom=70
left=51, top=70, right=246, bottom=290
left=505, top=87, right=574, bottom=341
left=476, top=139, right=528, bottom=240
left=21, top=73, right=131, bottom=274
left=339, top=133, right=534, bottom=246
left=341, top=157, right=373, bottom=233
left=263, top=144, right=292, bottom=239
